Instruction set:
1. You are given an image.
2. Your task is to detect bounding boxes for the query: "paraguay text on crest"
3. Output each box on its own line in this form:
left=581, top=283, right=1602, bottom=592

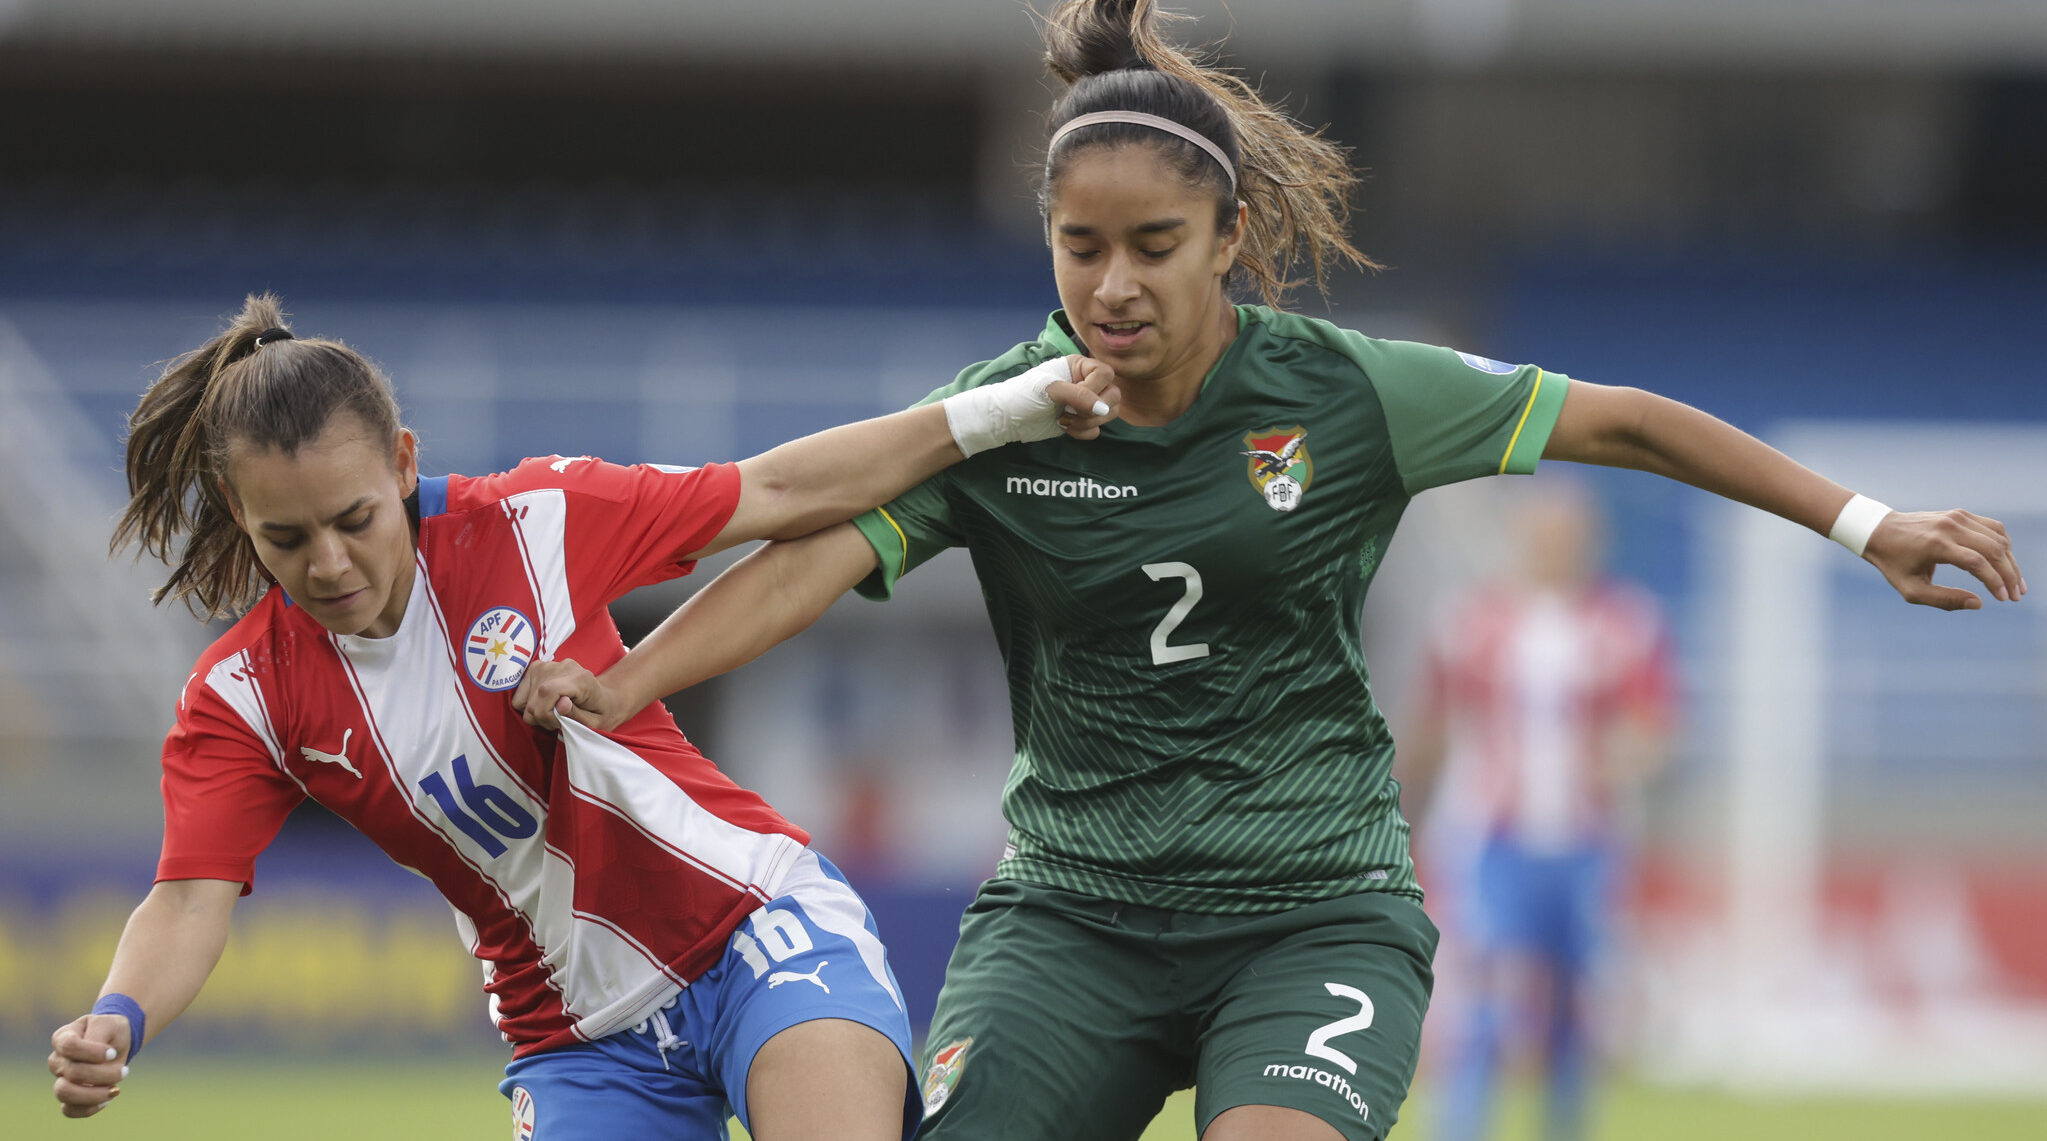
left=464, top=605, right=538, bottom=692
left=1242, top=426, right=1313, bottom=512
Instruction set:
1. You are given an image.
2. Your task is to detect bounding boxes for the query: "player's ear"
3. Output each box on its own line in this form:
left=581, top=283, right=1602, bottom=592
left=1211, top=200, right=1248, bottom=277
left=219, top=478, right=246, bottom=530
left=391, top=430, right=419, bottom=498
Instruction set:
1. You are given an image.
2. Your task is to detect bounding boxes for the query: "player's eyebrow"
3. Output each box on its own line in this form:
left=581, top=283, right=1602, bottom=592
left=1057, top=217, right=1187, bottom=237
left=258, top=496, right=375, bottom=533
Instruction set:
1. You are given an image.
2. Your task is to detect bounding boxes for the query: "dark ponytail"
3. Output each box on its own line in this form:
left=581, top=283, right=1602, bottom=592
left=113, top=294, right=408, bottom=618
left=1040, top=0, right=1375, bottom=307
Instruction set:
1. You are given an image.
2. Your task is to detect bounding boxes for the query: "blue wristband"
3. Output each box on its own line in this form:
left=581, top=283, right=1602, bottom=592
left=89, top=993, right=145, bottom=1063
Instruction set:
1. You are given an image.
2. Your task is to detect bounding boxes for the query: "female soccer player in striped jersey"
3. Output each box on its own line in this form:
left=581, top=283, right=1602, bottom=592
left=514, top=2, right=2025, bottom=1138
left=44, top=294, right=1115, bottom=1140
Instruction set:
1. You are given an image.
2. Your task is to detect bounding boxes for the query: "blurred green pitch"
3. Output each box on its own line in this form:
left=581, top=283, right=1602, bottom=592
left=7, top=1058, right=2045, bottom=1140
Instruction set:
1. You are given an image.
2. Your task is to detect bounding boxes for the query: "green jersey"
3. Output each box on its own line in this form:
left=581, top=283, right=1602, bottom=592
left=853, top=305, right=1570, bottom=913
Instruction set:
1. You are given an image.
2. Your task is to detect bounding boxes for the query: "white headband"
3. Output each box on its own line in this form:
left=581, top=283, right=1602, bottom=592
left=1049, top=110, right=1237, bottom=195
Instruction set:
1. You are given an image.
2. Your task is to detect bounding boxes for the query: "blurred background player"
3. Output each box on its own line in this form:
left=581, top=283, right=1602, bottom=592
left=1400, top=482, right=1675, bottom=1141
left=43, top=295, right=1114, bottom=1138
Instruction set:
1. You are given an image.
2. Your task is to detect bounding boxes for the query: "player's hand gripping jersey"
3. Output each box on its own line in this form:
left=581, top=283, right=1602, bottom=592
left=853, top=306, right=1572, bottom=913
left=159, top=458, right=812, bottom=1056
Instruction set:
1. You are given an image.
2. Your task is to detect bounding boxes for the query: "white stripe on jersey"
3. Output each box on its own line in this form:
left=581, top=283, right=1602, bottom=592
left=503, top=489, right=578, bottom=660
left=557, top=906, right=691, bottom=1043
left=416, top=568, right=550, bottom=805
left=557, top=720, right=803, bottom=908
left=330, top=568, right=571, bottom=1001
left=204, top=651, right=287, bottom=770
left=415, top=565, right=683, bottom=1034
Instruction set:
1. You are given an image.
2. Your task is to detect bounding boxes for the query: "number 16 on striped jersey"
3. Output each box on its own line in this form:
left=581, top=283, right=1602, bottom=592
left=418, top=754, right=539, bottom=857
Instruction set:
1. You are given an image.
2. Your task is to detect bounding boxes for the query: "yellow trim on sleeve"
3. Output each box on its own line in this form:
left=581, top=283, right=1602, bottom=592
left=1499, top=369, right=1545, bottom=476
left=875, top=505, right=909, bottom=567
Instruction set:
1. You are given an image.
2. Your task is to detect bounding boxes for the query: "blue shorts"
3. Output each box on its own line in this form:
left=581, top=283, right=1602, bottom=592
left=1469, top=837, right=1612, bottom=973
left=500, top=851, right=919, bottom=1140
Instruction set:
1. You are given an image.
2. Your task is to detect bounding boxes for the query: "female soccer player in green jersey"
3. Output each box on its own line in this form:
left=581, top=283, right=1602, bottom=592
left=515, top=2, right=2023, bottom=1138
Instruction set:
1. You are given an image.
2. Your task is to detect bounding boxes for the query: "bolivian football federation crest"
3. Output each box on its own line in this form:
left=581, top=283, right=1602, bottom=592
left=922, top=1036, right=974, bottom=1115
left=1242, top=426, right=1313, bottom=512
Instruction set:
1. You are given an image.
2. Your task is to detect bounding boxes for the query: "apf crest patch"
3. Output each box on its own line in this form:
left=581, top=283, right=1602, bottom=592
left=921, top=1036, right=974, bottom=1115
left=1242, top=426, right=1314, bottom=513
left=465, top=606, right=538, bottom=692
left=510, top=1084, right=536, bottom=1139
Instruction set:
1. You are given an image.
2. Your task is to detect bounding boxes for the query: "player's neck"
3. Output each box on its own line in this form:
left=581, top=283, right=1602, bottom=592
left=1118, top=302, right=1238, bottom=426
left=358, top=550, right=417, bottom=639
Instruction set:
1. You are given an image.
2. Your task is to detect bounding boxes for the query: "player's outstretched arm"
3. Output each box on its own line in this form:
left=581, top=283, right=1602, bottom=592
left=49, top=878, right=240, bottom=1118
left=688, top=356, right=1118, bottom=560
left=1543, top=381, right=2025, bottom=610
left=515, top=521, right=879, bottom=732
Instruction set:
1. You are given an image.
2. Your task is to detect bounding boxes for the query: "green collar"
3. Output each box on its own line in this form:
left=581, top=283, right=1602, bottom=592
left=1041, top=310, right=1086, bottom=356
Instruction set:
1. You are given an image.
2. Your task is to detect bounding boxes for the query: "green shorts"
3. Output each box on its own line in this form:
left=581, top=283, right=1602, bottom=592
left=915, top=879, right=1437, bottom=1141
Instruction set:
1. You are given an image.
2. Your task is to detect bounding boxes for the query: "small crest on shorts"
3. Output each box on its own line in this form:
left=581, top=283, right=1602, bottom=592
left=511, top=1084, right=536, bottom=1140
left=1242, top=426, right=1314, bottom=513
left=464, top=605, right=538, bottom=692
left=921, top=1036, right=974, bottom=1116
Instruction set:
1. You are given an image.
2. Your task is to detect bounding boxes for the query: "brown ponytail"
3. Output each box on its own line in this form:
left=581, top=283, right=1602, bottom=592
left=1039, top=0, right=1375, bottom=307
left=112, top=294, right=407, bottom=618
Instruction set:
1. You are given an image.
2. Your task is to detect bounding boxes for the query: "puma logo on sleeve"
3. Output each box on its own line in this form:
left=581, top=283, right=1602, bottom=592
left=299, top=728, right=362, bottom=779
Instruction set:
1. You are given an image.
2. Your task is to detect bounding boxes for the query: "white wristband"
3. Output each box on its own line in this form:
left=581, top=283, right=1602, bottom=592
left=1828, top=493, right=1892, bottom=558
left=941, top=357, right=1105, bottom=458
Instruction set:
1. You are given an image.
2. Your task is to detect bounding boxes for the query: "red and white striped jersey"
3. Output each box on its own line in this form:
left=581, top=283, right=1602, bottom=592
left=1420, top=582, right=1673, bottom=851
left=156, top=456, right=811, bottom=1056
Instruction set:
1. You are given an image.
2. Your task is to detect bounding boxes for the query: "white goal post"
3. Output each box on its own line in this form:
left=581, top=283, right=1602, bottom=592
left=1674, top=422, right=2047, bottom=1094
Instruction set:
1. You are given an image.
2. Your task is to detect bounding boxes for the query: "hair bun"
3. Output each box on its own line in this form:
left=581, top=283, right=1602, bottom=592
left=1042, top=0, right=1157, bottom=84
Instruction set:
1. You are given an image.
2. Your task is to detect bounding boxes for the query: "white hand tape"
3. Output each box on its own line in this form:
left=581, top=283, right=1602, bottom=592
left=942, top=357, right=1084, bottom=457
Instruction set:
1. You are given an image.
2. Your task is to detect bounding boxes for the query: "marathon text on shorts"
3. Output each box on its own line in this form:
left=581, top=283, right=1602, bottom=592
left=1263, top=1063, right=1370, bottom=1121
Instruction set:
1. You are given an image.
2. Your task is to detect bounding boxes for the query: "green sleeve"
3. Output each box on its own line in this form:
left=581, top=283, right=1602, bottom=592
left=1353, top=339, right=1572, bottom=496
left=851, top=476, right=961, bottom=600
left=851, top=336, right=1062, bottom=601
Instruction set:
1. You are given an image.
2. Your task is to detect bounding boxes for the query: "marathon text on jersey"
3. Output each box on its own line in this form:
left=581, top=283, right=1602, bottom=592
left=1005, top=474, right=1140, bottom=500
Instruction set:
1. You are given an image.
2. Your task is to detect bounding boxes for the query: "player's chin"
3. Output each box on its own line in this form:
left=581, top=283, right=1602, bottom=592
left=1087, top=345, right=1162, bottom=383
left=304, top=590, right=379, bottom=635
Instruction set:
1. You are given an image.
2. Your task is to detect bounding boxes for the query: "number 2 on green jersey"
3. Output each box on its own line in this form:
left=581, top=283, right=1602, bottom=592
left=1142, top=562, right=1210, bottom=665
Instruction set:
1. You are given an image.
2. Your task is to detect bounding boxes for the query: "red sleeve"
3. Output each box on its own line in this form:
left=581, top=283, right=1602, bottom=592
left=485, top=457, right=742, bottom=602
left=156, top=672, right=306, bottom=895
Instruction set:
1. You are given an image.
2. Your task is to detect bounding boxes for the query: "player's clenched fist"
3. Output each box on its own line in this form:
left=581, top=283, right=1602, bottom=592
left=49, top=1014, right=130, bottom=1118
left=943, top=353, right=1120, bottom=454
left=1055, top=355, right=1122, bottom=441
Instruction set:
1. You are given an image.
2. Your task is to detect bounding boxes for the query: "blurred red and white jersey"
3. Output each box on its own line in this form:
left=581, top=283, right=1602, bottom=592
left=1420, top=582, right=1674, bottom=852
left=157, top=456, right=811, bottom=1057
